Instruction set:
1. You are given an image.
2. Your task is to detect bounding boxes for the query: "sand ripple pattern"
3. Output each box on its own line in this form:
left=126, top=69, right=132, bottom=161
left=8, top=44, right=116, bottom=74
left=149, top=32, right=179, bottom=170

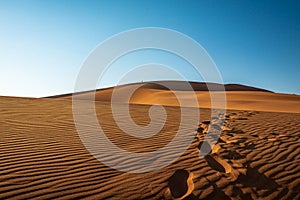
left=1, top=97, right=300, bottom=199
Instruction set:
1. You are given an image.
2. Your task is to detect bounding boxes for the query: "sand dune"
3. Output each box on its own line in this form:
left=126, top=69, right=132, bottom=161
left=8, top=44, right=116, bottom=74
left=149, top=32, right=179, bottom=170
left=53, top=81, right=300, bottom=113
left=1, top=82, right=300, bottom=199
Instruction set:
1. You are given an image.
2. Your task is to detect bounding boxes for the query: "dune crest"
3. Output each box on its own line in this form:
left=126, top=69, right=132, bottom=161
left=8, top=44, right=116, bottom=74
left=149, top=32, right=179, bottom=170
left=49, top=81, right=300, bottom=113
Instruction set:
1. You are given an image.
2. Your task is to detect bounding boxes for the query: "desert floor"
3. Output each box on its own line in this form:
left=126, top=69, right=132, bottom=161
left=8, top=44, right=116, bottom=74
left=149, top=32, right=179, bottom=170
left=1, top=88, right=300, bottom=199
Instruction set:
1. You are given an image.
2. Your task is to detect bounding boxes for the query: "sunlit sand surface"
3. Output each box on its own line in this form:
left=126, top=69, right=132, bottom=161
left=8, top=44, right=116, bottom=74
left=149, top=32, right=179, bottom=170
left=1, top=81, right=300, bottom=199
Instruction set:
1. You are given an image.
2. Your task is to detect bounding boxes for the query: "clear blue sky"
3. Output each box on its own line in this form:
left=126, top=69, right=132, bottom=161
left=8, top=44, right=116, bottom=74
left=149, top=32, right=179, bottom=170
left=0, top=0, right=299, bottom=97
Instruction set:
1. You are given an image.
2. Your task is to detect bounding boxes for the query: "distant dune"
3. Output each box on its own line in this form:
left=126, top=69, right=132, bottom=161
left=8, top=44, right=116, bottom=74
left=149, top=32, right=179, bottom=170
left=139, top=81, right=272, bottom=92
left=48, top=81, right=272, bottom=98
left=49, top=81, right=300, bottom=113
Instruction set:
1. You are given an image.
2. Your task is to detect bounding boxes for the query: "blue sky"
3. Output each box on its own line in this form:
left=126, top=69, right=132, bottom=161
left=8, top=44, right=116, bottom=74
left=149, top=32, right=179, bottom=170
left=0, top=0, right=299, bottom=97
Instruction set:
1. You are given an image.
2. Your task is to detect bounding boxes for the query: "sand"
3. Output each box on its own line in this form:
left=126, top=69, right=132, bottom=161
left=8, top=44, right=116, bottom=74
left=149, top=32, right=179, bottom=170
left=1, top=82, right=300, bottom=199
left=54, top=82, right=300, bottom=113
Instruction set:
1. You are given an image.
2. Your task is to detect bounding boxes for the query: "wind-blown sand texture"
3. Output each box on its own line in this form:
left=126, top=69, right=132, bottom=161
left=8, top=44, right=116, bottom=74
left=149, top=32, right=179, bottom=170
left=1, top=82, right=300, bottom=199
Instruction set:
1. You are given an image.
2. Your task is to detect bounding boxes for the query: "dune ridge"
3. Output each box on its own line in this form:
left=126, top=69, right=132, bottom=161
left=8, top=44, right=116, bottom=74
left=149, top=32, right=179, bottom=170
left=49, top=81, right=300, bottom=113
left=47, top=81, right=272, bottom=99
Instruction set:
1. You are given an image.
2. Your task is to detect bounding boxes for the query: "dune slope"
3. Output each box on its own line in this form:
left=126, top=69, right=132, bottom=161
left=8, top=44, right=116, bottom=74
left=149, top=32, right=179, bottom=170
left=52, top=81, right=300, bottom=113
left=1, top=96, right=300, bottom=199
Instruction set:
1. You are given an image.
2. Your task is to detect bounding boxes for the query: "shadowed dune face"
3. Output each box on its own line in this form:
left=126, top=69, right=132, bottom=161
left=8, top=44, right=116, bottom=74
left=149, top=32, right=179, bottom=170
left=52, top=81, right=300, bottom=113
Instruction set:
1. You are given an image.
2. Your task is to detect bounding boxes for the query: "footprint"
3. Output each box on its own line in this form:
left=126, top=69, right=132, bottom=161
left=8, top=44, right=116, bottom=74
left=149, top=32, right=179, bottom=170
left=204, top=155, right=232, bottom=174
left=201, top=120, right=211, bottom=125
left=205, top=155, right=226, bottom=173
left=198, top=141, right=212, bottom=154
left=196, top=127, right=204, bottom=134
left=197, top=122, right=210, bottom=134
left=164, top=170, right=194, bottom=200
left=209, top=124, right=222, bottom=131
left=238, top=166, right=279, bottom=190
